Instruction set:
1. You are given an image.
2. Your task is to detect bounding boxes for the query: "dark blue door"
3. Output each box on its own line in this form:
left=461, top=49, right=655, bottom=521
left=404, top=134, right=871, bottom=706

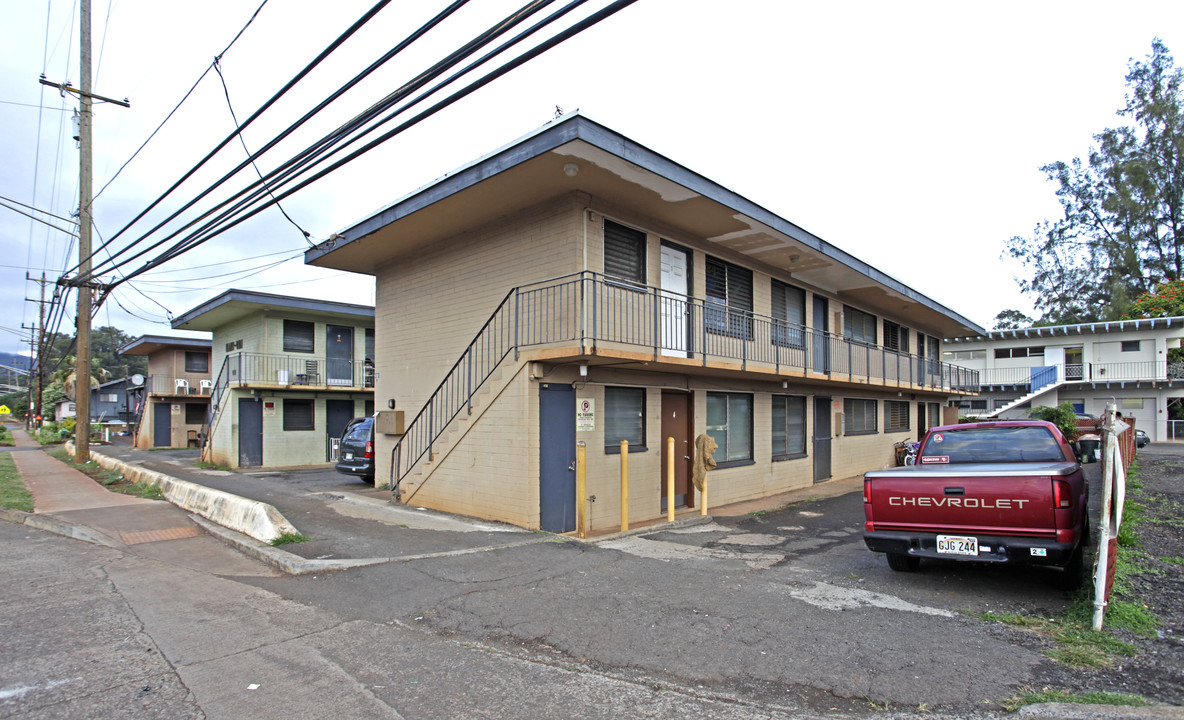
left=239, top=398, right=263, bottom=467
left=153, top=402, right=171, bottom=447
left=539, top=383, right=576, bottom=533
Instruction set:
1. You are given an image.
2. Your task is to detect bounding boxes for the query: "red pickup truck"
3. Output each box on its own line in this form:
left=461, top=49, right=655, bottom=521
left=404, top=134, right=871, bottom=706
left=862, top=420, right=1089, bottom=589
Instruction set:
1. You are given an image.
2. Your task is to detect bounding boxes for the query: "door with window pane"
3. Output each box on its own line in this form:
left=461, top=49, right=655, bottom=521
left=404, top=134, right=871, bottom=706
left=659, top=244, right=690, bottom=357
left=326, top=325, right=354, bottom=386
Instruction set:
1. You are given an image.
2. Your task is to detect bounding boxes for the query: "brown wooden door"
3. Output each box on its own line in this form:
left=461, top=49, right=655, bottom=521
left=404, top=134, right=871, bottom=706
left=660, top=391, right=693, bottom=509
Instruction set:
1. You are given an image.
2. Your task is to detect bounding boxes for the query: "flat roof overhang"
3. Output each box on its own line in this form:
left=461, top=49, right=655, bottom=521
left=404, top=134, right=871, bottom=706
left=120, top=334, right=212, bottom=356
left=172, top=289, right=374, bottom=332
left=306, top=114, right=984, bottom=339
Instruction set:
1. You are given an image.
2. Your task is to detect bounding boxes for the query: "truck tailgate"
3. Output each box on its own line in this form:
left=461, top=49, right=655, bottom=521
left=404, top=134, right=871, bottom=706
left=864, top=462, right=1078, bottom=536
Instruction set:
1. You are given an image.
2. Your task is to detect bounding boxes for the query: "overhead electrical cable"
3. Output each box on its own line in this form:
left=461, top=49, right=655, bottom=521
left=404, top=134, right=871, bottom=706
left=115, top=0, right=618, bottom=282
left=81, top=0, right=575, bottom=285
left=213, top=57, right=314, bottom=244
left=93, top=0, right=271, bottom=201
left=77, top=0, right=403, bottom=271
left=75, top=0, right=473, bottom=282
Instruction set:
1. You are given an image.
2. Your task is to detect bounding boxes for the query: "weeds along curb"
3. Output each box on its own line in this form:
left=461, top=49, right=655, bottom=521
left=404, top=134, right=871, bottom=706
left=64, top=443, right=298, bottom=543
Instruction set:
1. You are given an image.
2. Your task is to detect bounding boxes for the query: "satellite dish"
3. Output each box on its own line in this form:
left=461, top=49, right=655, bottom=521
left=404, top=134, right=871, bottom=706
left=130, top=374, right=145, bottom=387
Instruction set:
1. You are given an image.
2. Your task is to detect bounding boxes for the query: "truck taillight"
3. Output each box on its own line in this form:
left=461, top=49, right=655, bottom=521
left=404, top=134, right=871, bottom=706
left=364, top=441, right=373, bottom=459
left=864, top=479, right=871, bottom=504
left=1053, top=479, right=1072, bottom=508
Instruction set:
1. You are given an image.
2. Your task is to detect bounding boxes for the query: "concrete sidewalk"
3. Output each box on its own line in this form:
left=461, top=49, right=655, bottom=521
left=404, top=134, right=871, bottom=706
left=1, top=428, right=276, bottom=577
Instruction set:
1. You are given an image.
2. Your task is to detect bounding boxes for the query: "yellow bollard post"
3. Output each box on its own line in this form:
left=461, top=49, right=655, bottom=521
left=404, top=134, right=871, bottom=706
left=667, top=436, right=675, bottom=522
left=701, top=477, right=708, bottom=516
left=576, top=441, right=587, bottom=539
left=620, top=439, right=629, bottom=532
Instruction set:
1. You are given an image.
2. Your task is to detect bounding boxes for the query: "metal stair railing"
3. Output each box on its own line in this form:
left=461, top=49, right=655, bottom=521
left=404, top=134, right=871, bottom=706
left=199, top=356, right=232, bottom=458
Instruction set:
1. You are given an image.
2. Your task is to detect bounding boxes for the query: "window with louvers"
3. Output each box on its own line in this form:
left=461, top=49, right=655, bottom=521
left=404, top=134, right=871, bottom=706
left=772, top=280, right=806, bottom=348
left=603, top=220, right=646, bottom=285
left=844, top=306, right=876, bottom=345
left=845, top=398, right=877, bottom=434
left=705, top=257, right=753, bottom=338
left=772, top=395, right=807, bottom=458
left=885, top=400, right=909, bottom=432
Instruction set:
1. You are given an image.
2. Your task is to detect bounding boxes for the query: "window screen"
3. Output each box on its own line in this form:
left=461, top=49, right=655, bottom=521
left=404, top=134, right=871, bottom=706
left=844, top=306, right=876, bottom=344
left=885, top=400, right=909, bottom=432
left=705, top=257, right=753, bottom=338
left=604, top=220, right=646, bottom=285
left=772, top=395, right=806, bottom=458
left=883, top=320, right=909, bottom=353
left=283, top=399, right=315, bottom=431
left=185, top=403, right=206, bottom=425
left=185, top=351, right=209, bottom=373
left=283, top=320, right=315, bottom=353
left=844, top=398, right=877, bottom=434
left=707, top=392, right=753, bottom=463
left=604, top=387, right=645, bottom=450
left=772, top=280, right=806, bottom=348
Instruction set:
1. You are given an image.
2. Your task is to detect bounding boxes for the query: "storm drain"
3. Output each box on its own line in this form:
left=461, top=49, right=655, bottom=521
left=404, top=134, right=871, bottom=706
left=120, top=526, right=201, bottom=545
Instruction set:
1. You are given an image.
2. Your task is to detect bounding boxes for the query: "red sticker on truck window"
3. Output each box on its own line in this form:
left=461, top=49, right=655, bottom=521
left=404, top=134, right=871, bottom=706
left=931, top=433, right=944, bottom=443
left=921, top=455, right=949, bottom=464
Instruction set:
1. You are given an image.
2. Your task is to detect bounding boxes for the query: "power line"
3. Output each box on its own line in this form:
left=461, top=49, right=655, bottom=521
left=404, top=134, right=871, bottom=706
left=93, top=0, right=272, bottom=202
left=81, top=0, right=578, bottom=284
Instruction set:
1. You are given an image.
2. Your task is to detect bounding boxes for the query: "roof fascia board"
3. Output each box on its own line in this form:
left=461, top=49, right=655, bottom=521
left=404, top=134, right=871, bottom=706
left=172, top=289, right=374, bottom=329
left=308, top=114, right=983, bottom=334
left=947, top=315, right=1184, bottom=343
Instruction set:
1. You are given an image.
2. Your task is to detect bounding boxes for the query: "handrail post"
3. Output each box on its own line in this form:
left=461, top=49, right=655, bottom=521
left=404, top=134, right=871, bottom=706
left=666, top=436, right=675, bottom=523
left=620, top=439, right=629, bottom=532
left=466, top=348, right=473, bottom=415
left=514, top=288, right=520, bottom=362
left=576, top=441, right=587, bottom=539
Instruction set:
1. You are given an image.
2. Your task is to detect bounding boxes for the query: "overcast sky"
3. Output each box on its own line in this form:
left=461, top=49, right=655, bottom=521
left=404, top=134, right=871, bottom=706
left=2, top=0, right=1184, bottom=358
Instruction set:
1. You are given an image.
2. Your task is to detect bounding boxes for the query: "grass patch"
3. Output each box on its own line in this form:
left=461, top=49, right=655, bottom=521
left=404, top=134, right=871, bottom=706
left=976, top=459, right=1162, bottom=673
left=45, top=447, right=164, bottom=500
left=1002, top=687, right=1149, bottom=712
left=1162, top=556, right=1184, bottom=566
left=0, top=425, right=14, bottom=447
left=0, top=452, right=33, bottom=512
left=270, top=532, right=307, bottom=546
left=196, top=461, right=233, bottom=471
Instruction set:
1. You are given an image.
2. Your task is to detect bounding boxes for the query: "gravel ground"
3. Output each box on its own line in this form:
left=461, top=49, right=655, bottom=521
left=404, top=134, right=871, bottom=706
left=1037, top=451, right=1184, bottom=706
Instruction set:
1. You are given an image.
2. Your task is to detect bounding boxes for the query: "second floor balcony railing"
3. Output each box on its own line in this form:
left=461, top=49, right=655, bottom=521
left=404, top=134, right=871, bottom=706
left=977, top=361, right=1184, bottom=387
left=145, top=374, right=213, bottom=396
left=224, top=352, right=375, bottom=389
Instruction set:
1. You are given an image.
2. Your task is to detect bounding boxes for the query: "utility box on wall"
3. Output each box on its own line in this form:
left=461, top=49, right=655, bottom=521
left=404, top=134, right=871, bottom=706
left=375, top=410, right=404, bottom=435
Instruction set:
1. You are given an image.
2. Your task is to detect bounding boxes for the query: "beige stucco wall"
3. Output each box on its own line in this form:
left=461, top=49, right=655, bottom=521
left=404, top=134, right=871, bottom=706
left=368, top=192, right=955, bottom=526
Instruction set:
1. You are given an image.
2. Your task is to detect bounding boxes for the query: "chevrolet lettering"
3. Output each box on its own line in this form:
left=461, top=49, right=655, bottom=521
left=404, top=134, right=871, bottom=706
left=862, top=421, right=1089, bottom=590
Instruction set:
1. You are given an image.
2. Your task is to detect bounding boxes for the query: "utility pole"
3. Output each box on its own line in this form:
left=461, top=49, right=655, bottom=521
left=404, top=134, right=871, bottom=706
left=23, top=273, right=48, bottom=431
left=75, top=0, right=93, bottom=463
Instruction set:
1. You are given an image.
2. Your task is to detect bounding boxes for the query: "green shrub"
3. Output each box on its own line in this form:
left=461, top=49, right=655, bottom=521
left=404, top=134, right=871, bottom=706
left=1029, top=402, right=1081, bottom=440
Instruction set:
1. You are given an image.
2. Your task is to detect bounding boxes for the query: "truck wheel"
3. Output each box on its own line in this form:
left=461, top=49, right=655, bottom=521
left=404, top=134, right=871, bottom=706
left=886, top=553, right=920, bottom=572
left=1052, top=545, right=1085, bottom=591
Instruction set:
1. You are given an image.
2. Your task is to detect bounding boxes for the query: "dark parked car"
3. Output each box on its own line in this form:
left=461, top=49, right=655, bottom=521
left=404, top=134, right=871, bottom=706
left=335, top=417, right=374, bottom=480
left=1135, top=428, right=1150, bottom=448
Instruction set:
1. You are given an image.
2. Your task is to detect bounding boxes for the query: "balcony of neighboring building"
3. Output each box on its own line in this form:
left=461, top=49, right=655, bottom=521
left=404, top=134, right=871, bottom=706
left=220, top=351, right=375, bottom=391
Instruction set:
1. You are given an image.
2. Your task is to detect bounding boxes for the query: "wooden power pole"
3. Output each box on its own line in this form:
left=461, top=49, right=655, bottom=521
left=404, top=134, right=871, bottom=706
left=74, top=0, right=93, bottom=463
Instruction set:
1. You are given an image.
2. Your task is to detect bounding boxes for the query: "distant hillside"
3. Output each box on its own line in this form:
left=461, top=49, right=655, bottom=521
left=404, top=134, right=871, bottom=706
left=0, top=353, right=32, bottom=372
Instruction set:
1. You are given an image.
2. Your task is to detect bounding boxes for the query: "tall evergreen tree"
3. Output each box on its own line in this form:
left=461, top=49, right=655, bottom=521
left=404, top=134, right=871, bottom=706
left=1004, top=39, right=1184, bottom=324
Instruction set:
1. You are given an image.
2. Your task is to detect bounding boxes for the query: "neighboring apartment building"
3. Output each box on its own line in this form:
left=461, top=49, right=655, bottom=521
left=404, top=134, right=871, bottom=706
left=944, top=317, right=1184, bottom=440
left=305, top=114, right=984, bottom=533
left=171, top=290, right=375, bottom=469
left=89, top=378, right=133, bottom=424
left=120, top=335, right=213, bottom=448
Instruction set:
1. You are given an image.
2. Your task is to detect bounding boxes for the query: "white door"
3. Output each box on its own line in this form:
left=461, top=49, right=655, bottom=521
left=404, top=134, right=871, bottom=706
left=660, top=244, right=689, bottom=356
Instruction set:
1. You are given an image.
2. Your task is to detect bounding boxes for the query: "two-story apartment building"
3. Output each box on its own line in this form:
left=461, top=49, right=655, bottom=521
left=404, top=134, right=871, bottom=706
left=944, top=317, right=1184, bottom=440
left=120, top=335, right=213, bottom=449
left=305, top=114, right=984, bottom=533
left=171, top=290, right=375, bottom=469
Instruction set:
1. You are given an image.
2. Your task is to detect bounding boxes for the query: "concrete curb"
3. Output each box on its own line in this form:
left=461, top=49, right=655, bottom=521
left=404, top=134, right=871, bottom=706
left=1018, top=702, right=1184, bottom=719
left=67, top=443, right=299, bottom=543
left=0, top=507, right=118, bottom=548
left=188, top=516, right=390, bottom=575
left=576, top=513, right=716, bottom=544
